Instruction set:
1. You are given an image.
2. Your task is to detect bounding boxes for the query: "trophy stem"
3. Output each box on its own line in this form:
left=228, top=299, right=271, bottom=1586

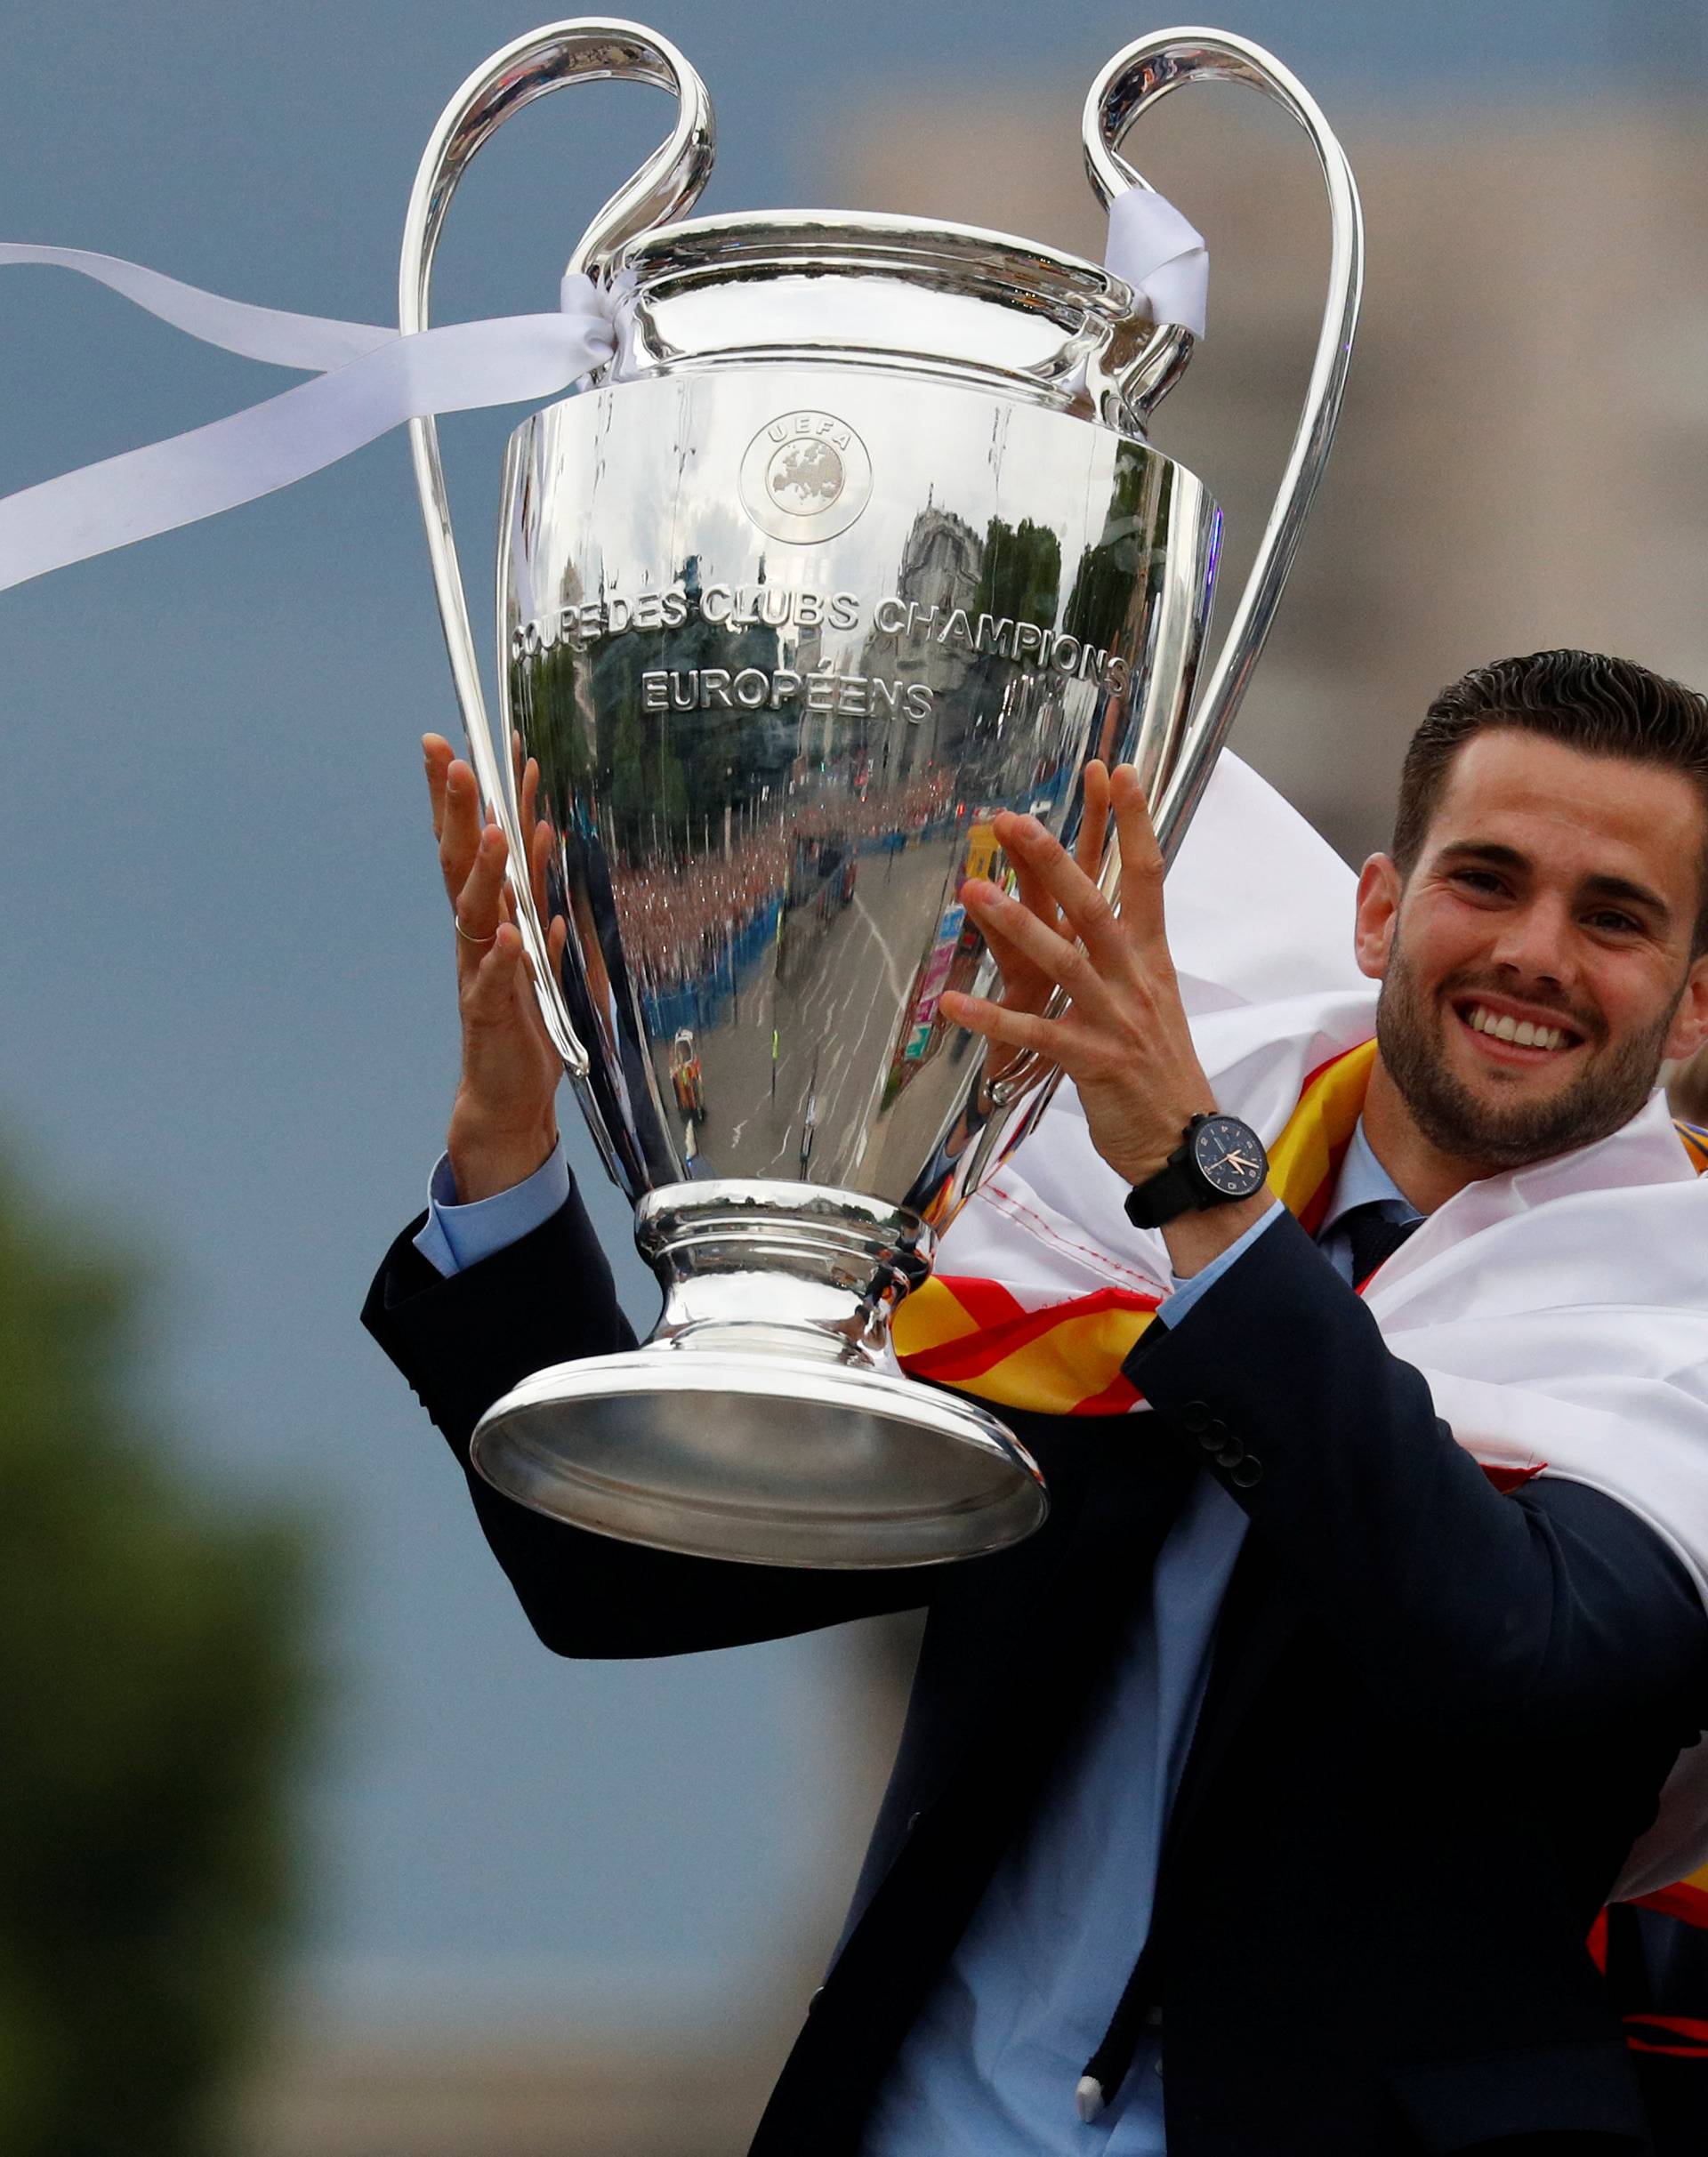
left=641, top=1180, right=931, bottom=1370
left=470, top=1181, right=1047, bottom=1569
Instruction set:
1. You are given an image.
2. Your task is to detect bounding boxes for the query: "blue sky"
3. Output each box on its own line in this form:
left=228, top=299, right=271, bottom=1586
left=1, top=0, right=1699, bottom=2026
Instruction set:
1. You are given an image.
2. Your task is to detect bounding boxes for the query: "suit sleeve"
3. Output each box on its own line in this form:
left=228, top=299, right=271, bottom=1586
left=1124, top=1206, right=1708, bottom=1733
left=362, top=1182, right=935, bottom=1659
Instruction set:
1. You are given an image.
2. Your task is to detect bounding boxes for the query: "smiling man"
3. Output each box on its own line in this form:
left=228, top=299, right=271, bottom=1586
left=1360, top=688, right=1708, bottom=1208
left=367, top=649, right=1708, bottom=2157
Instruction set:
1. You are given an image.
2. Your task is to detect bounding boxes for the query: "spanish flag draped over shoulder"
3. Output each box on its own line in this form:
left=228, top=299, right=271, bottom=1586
left=896, top=1035, right=1380, bottom=1415
left=894, top=753, right=1708, bottom=1904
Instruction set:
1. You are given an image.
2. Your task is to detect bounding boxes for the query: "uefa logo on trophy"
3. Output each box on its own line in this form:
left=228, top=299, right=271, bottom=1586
left=739, top=411, right=875, bottom=542
left=397, top=18, right=1363, bottom=1568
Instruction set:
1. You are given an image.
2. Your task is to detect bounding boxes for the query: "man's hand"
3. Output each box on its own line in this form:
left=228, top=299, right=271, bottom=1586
left=423, top=734, right=567, bottom=1203
left=979, top=759, right=1112, bottom=1024
left=940, top=763, right=1271, bottom=1273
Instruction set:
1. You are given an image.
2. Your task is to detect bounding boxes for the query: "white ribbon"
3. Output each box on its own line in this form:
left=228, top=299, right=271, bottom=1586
left=0, top=191, right=1204, bottom=596
left=0, top=249, right=617, bottom=595
left=1103, top=189, right=1209, bottom=339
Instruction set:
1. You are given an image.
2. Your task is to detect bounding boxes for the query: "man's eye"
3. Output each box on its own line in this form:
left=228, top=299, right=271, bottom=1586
left=1452, top=869, right=1503, bottom=895
left=1586, top=910, right=1640, bottom=935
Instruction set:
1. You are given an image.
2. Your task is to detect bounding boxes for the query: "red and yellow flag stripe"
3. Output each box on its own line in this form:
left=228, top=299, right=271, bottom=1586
left=897, top=1040, right=1706, bottom=1419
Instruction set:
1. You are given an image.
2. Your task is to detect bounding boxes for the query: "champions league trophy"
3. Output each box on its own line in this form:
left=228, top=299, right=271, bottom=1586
left=402, top=20, right=1362, bottom=1567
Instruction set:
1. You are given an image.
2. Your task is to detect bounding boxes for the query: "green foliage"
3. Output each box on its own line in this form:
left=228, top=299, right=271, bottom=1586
left=0, top=1161, right=311, bottom=2157
left=1065, top=451, right=1164, bottom=656
left=974, top=515, right=1063, bottom=631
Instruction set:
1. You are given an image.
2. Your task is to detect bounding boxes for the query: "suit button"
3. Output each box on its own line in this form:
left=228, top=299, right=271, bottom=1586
left=905, top=1810, right=922, bottom=1835
left=1197, top=1419, right=1229, bottom=1453
left=1214, top=1438, right=1245, bottom=1469
left=1229, top=1456, right=1263, bottom=1487
left=1179, top=1400, right=1214, bottom=1434
left=807, top=1984, right=826, bottom=2015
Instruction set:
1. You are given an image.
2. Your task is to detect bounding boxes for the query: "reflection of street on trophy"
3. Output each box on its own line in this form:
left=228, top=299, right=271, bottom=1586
left=589, top=769, right=1010, bottom=1180
left=507, top=477, right=1150, bottom=1205
left=608, top=776, right=948, bottom=1026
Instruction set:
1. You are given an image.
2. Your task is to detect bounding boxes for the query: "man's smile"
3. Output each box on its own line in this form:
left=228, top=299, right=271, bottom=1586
left=1447, top=992, right=1590, bottom=1073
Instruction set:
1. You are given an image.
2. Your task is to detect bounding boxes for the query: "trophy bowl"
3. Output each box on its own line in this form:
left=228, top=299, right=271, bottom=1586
left=401, top=20, right=1361, bottom=1566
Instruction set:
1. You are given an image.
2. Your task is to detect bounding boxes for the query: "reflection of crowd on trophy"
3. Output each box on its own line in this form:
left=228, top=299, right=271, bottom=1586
left=608, top=774, right=956, bottom=1003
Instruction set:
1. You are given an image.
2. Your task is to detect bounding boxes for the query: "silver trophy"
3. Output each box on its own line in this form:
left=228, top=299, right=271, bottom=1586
left=401, top=20, right=1362, bottom=1567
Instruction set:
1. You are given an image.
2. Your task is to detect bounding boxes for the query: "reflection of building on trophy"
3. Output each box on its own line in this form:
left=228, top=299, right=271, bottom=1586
left=858, top=506, right=1089, bottom=814
left=585, top=551, right=792, bottom=859
left=789, top=600, right=832, bottom=768
left=504, top=560, right=600, bottom=809
left=704, top=555, right=797, bottom=795
left=860, top=504, right=982, bottom=777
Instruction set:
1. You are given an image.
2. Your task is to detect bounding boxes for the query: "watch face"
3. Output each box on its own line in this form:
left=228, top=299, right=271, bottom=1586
left=1190, top=1115, right=1268, bottom=1199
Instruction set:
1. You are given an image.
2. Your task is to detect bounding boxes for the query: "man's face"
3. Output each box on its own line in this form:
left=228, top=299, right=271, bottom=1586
left=1354, top=730, right=1708, bottom=1172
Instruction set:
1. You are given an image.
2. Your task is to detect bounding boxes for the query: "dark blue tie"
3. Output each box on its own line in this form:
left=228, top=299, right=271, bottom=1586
left=1340, top=1203, right=1421, bottom=1286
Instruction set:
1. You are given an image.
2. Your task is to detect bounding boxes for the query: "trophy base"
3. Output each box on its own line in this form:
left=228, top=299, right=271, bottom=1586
left=469, top=1180, right=1048, bottom=1569
left=471, top=1348, right=1045, bottom=1569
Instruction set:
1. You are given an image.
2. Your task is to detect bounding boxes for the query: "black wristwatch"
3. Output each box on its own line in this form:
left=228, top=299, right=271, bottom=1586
left=1124, top=1113, right=1269, bottom=1229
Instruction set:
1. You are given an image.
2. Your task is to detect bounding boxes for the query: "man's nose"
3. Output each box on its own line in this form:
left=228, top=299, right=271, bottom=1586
left=1488, top=897, right=1575, bottom=984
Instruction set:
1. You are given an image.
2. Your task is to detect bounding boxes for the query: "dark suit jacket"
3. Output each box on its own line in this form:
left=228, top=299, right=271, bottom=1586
left=363, top=1186, right=1708, bottom=2156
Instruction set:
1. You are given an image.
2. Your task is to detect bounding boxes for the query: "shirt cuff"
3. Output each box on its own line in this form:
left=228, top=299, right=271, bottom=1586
left=1155, top=1198, right=1284, bottom=1329
left=411, top=1140, right=571, bottom=1279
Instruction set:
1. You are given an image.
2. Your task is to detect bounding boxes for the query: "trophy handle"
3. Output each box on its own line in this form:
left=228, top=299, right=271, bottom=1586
left=985, top=34, right=1361, bottom=1116
left=399, top=20, right=714, bottom=1083
left=1084, top=28, right=1364, bottom=858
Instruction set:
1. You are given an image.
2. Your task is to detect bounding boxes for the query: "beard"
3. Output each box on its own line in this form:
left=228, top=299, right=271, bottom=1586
left=1375, top=936, right=1679, bottom=1172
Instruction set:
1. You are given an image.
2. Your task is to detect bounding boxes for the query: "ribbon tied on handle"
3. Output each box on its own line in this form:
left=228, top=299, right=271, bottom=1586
left=0, top=200, right=1204, bottom=600
left=0, top=247, right=622, bottom=597
left=1102, top=189, right=1208, bottom=339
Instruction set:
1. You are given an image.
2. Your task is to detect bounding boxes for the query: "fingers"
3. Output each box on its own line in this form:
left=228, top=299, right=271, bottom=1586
left=1111, top=762, right=1168, bottom=946
left=938, top=986, right=1059, bottom=1059
left=1074, top=759, right=1111, bottom=881
left=988, top=808, right=1125, bottom=973
left=423, top=734, right=454, bottom=843
left=459, top=920, right=557, bottom=1111
left=960, top=876, right=1115, bottom=1020
left=529, top=817, right=552, bottom=924
left=523, top=755, right=555, bottom=927
left=1003, top=760, right=1108, bottom=922
left=986, top=761, right=1110, bottom=1005
left=439, top=755, right=487, bottom=910
left=976, top=913, right=1046, bottom=1015
left=463, top=918, right=530, bottom=1028
left=510, top=904, right=571, bottom=1054
left=1009, top=849, right=1060, bottom=940
left=454, top=821, right=509, bottom=974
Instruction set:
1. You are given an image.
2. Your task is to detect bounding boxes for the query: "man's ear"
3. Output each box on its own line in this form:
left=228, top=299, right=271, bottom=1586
left=1664, top=951, right=1708, bottom=1064
left=1354, top=855, right=1403, bottom=982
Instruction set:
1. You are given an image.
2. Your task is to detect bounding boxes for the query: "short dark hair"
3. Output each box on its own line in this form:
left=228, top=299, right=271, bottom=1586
left=1391, top=649, right=1708, bottom=952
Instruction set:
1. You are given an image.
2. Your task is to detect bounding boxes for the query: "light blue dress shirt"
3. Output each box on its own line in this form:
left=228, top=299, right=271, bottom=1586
left=412, top=1143, right=570, bottom=1277
left=859, top=1122, right=1419, bottom=2156
left=416, top=1123, right=1418, bottom=2152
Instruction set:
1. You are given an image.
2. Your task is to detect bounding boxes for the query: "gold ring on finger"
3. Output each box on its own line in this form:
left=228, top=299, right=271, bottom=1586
left=455, top=917, right=497, bottom=947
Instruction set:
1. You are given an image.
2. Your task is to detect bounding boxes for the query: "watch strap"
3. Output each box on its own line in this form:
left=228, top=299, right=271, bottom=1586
left=1124, top=1155, right=1201, bottom=1229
